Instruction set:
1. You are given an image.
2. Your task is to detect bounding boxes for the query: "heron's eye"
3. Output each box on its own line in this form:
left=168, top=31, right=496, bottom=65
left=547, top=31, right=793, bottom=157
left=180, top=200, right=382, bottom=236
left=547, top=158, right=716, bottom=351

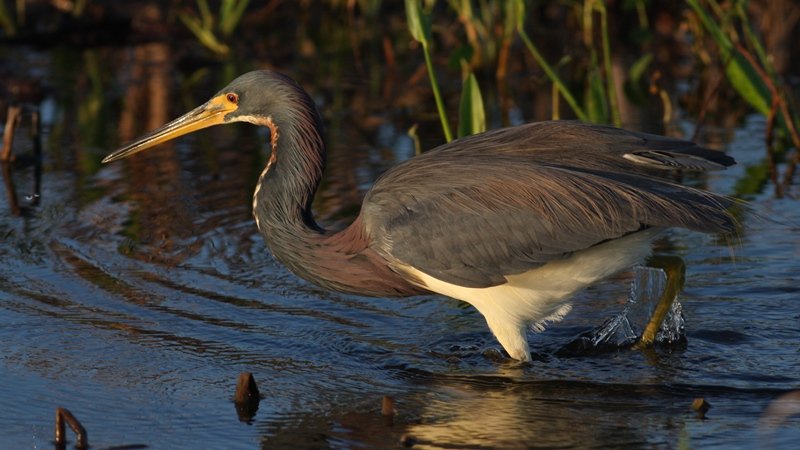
left=226, top=93, right=238, bottom=104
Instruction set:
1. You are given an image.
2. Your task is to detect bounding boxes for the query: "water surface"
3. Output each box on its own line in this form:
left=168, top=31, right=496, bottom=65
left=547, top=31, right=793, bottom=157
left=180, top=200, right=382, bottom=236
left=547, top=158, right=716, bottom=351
left=1, top=36, right=799, bottom=450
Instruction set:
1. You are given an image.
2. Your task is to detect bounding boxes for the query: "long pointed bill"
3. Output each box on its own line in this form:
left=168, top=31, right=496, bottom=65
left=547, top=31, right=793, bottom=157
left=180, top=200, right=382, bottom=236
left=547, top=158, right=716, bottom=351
left=102, top=94, right=238, bottom=163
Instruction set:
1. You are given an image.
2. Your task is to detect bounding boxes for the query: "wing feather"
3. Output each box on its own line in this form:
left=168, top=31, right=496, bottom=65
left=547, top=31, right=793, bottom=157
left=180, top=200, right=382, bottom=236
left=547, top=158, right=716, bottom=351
left=361, top=121, right=737, bottom=288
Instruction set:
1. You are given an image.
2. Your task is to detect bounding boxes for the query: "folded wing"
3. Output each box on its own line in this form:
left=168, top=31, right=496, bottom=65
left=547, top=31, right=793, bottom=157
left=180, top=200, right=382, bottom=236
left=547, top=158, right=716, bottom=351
left=362, top=121, right=737, bottom=288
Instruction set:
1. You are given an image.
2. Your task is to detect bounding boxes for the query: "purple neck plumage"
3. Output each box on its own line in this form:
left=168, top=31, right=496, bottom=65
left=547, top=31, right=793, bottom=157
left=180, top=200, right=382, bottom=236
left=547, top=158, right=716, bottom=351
left=250, top=81, right=424, bottom=298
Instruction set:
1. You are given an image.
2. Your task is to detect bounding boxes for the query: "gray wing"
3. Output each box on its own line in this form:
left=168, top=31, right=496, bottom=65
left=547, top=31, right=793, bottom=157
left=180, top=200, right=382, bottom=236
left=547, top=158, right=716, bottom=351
left=361, top=121, right=736, bottom=288
left=444, top=120, right=736, bottom=173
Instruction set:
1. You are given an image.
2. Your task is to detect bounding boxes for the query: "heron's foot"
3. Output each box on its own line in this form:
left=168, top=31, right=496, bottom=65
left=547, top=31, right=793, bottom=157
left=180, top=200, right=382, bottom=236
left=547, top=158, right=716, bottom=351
left=635, top=255, right=686, bottom=349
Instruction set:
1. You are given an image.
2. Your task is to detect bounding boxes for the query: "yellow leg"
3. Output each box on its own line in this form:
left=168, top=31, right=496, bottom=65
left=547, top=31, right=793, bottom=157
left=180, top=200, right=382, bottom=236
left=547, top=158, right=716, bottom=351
left=635, top=255, right=686, bottom=348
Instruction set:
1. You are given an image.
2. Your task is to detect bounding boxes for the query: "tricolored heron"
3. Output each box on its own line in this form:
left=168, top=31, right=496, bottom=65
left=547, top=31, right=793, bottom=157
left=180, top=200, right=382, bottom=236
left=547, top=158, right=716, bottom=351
left=103, top=71, right=736, bottom=361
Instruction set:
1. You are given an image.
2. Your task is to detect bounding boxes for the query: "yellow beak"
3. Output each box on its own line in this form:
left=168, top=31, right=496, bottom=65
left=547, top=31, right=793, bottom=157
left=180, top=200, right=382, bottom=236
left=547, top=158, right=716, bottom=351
left=102, top=94, right=238, bottom=163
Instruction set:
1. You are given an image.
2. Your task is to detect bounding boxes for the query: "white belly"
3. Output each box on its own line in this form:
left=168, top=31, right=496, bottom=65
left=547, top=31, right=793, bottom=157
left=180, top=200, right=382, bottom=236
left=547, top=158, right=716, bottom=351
left=402, top=228, right=662, bottom=360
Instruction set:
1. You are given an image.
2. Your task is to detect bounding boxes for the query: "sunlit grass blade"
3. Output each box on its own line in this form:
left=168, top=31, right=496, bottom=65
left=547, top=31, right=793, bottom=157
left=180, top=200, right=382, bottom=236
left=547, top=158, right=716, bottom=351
left=586, top=52, right=608, bottom=123
left=624, top=53, right=653, bottom=104
left=515, top=0, right=587, bottom=122
left=595, top=0, right=621, bottom=126
left=220, top=0, right=251, bottom=37
left=686, top=0, right=771, bottom=116
left=457, top=71, right=486, bottom=138
left=407, top=124, right=422, bottom=155
left=518, top=28, right=588, bottom=122
left=179, top=11, right=230, bottom=56
left=179, top=0, right=250, bottom=57
left=405, top=0, right=431, bottom=45
left=629, top=53, right=652, bottom=85
left=405, top=0, right=453, bottom=142
left=0, top=0, right=17, bottom=35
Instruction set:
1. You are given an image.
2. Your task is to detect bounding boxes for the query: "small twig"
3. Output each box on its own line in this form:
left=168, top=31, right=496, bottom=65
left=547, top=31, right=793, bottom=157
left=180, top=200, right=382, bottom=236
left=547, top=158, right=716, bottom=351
left=690, top=72, right=724, bottom=142
left=381, top=395, right=395, bottom=426
left=649, top=71, right=673, bottom=126
left=407, top=124, right=422, bottom=156
left=234, top=372, right=261, bottom=422
left=496, top=35, right=511, bottom=127
left=1, top=160, right=20, bottom=216
left=381, top=395, right=395, bottom=417
left=1, top=105, right=22, bottom=162
left=517, top=27, right=588, bottom=122
left=692, top=398, right=712, bottom=419
left=55, top=407, right=88, bottom=449
left=234, top=372, right=260, bottom=403
left=765, top=96, right=783, bottom=198
left=382, top=36, right=397, bottom=101
left=1, top=105, right=23, bottom=216
left=30, top=109, right=42, bottom=206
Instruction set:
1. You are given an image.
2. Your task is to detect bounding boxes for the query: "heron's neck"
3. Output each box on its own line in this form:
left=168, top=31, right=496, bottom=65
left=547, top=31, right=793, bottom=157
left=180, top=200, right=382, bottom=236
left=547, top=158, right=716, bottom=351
left=253, top=113, right=327, bottom=261
left=252, top=116, right=423, bottom=297
left=256, top=112, right=326, bottom=227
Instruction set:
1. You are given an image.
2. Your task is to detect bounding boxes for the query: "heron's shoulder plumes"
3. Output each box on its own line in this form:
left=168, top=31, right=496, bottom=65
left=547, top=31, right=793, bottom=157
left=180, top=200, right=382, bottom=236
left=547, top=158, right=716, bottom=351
left=420, top=121, right=735, bottom=175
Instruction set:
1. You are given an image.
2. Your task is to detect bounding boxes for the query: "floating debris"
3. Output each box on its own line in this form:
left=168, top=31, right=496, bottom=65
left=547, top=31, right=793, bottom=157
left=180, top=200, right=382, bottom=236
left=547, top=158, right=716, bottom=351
left=381, top=395, right=395, bottom=416
left=55, top=407, right=88, bottom=449
left=1, top=105, right=22, bottom=162
left=234, top=372, right=261, bottom=422
left=234, top=372, right=260, bottom=403
left=692, top=398, right=712, bottom=419
left=381, top=395, right=395, bottom=426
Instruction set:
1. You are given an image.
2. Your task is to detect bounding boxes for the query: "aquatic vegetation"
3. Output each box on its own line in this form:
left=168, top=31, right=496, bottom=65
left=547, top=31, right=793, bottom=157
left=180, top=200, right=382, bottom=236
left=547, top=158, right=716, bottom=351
left=1, top=3, right=799, bottom=448
left=405, top=0, right=454, bottom=141
left=406, top=0, right=633, bottom=132
left=0, top=0, right=18, bottom=36
left=687, top=0, right=800, bottom=196
left=179, top=0, right=251, bottom=57
left=457, top=70, right=485, bottom=137
left=401, top=0, right=798, bottom=196
left=514, top=0, right=589, bottom=122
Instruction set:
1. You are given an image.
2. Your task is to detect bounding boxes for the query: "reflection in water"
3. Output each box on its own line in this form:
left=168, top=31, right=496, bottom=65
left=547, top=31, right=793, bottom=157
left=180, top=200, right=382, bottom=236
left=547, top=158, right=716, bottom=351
left=0, top=161, right=21, bottom=215
left=402, top=381, right=651, bottom=449
left=116, top=26, right=196, bottom=262
left=1, top=99, right=42, bottom=216
left=760, top=390, right=800, bottom=448
left=1, top=98, right=798, bottom=448
left=255, top=364, right=797, bottom=450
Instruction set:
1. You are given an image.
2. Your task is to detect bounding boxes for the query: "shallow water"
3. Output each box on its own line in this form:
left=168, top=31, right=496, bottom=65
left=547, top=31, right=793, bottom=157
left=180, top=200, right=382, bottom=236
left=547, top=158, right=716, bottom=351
left=1, top=44, right=799, bottom=450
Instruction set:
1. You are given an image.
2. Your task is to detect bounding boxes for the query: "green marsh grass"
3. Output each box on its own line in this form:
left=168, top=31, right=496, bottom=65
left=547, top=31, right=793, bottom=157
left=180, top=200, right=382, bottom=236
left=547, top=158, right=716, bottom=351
left=688, top=0, right=800, bottom=196
left=180, top=0, right=251, bottom=57
left=405, top=0, right=454, bottom=142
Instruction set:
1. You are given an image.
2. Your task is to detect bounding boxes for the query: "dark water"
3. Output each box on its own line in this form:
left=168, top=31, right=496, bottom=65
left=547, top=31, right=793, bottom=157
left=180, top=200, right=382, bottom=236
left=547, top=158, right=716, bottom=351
left=1, top=43, right=799, bottom=449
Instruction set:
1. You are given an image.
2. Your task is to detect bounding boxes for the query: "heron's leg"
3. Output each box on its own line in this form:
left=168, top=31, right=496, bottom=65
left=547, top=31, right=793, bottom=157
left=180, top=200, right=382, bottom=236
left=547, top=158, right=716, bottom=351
left=636, top=255, right=686, bottom=348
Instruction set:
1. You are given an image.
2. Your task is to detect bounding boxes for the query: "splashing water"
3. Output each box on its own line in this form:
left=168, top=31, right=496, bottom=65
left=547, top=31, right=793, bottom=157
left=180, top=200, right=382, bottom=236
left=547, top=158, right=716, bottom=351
left=568, top=266, right=686, bottom=352
left=630, top=266, right=686, bottom=345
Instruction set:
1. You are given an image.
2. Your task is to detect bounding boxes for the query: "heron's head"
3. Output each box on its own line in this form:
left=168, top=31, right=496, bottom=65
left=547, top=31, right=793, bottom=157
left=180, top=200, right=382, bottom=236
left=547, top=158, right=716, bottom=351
left=102, top=70, right=311, bottom=163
